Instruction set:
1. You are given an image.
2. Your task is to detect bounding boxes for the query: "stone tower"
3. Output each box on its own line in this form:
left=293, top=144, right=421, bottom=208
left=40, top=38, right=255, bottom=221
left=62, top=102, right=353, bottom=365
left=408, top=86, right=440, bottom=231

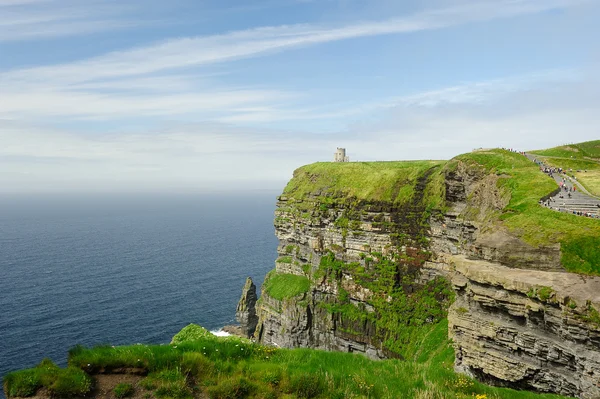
left=334, top=147, right=349, bottom=162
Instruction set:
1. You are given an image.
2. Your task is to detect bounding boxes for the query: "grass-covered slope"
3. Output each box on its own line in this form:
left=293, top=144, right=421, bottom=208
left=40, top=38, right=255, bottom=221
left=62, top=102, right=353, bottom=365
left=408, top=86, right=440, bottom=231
left=530, top=140, right=600, bottom=160
left=282, top=160, right=446, bottom=208
left=529, top=140, right=600, bottom=197
left=262, top=271, right=310, bottom=300
left=453, top=149, right=600, bottom=275
left=4, top=324, right=572, bottom=399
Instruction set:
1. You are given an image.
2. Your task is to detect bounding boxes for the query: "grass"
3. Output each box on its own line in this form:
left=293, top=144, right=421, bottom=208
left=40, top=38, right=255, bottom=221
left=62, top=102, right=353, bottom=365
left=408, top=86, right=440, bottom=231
left=172, top=324, right=231, bottom=345
left=4, top=324, right=573, bottom=399
left=114, top=383, right=135, bottom=398
left=282, top=160, right=445, bottom=205
left=262, top=272, right=311, bottom=300
left=531, top=156, right=600, bottom=197
left=454, top=149, right=600, bottom=275
left=530, top=140, right=600, bottom=160
left=3, top=358, right=92, bottom=398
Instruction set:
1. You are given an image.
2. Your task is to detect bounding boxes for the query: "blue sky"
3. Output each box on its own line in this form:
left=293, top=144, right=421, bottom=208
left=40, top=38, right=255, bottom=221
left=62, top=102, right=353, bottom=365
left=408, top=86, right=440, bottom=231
left=1, top=0, right=599, bottom=193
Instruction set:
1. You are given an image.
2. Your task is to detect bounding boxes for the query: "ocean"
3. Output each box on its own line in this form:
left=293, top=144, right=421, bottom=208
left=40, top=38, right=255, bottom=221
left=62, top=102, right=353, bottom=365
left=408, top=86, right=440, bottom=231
left=0, top=192, right=279, bottom=395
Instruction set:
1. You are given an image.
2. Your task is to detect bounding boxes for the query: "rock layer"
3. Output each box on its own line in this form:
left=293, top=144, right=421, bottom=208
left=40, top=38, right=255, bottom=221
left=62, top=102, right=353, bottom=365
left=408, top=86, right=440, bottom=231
left=433, top=257, right=600, bottom=399
left=256, top=195, right=398, bottom=359
left=235, top=277, right=258, bottom=338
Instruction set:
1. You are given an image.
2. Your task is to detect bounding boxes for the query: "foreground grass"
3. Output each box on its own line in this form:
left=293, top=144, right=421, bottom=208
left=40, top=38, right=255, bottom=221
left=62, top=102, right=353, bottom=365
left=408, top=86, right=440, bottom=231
left=454, top=149, right=600, bottom=275
left=3, top=359, right=91, bottom=398
left=4, top=323, right=572, bottom=399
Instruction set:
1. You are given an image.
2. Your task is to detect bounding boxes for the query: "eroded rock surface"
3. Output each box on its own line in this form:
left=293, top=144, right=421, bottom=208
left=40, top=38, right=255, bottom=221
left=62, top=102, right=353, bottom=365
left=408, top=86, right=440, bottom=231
left=235, top=277, right=258, bottom=338
left=441, top=256, right=600, bottom=399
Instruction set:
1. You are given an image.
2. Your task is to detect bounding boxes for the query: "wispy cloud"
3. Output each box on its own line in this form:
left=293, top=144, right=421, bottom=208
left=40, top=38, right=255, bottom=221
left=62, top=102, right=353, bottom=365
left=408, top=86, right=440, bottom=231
left=3, top=0, right=586, bottom=81
left=1, top=0, right=598, bottom=193
left=0, top=0, right=590, bottom=123
left=0, top=0, right=143, bottom=42
left=2, top=68, right=599, bottom=193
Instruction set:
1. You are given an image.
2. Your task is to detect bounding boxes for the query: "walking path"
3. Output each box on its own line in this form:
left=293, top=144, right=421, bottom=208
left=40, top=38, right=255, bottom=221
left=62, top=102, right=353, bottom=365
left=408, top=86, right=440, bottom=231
left=525, top=153, right=600, bottom=219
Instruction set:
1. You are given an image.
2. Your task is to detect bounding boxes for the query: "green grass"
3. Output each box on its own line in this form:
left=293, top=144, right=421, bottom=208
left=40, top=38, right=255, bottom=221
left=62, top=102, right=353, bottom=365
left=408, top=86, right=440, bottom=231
left=262, top=272, right=311, bottom=300
left=454, top=149, right=600, bottom=275
left=5, top=324, right=572, bottom=399
left=282, top=160, right=445, bottom=204
left=530, top=146, right=587, bottom=160
left=3, top=359, right=92, bottom=398
left=114, top=382, right=135, bottom=398
left=172, top=324, right=219, bottom=345
left=530, top=140, right=600, bottom=160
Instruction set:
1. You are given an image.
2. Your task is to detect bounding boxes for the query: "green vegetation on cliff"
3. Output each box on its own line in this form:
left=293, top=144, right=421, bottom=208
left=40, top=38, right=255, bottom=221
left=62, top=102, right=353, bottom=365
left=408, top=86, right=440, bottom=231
left=282, top=147, right=599, bottom=275
left=283, top=160, right=446, bottom=208
left=4, top=325, right=572, bottom=399
left=263, top=271, right=310, bottom=300
left=530, top=140, right=600, bottom=160
left=317, top=252, right=455, bottom=358
left=454, top=149, right=600, bottom=274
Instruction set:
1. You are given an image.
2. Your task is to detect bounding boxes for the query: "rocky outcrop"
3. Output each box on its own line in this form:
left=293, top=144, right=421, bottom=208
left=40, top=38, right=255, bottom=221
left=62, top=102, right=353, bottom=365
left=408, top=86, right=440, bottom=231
left=235, top=277, right=258, bottom=338
left=443, top=256, right=600, bottom=399
left=256, top=271, right=387, bottom=359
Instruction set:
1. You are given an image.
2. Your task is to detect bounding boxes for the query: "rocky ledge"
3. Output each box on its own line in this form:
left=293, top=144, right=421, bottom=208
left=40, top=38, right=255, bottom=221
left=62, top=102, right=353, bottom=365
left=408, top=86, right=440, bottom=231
left=434, top=256, right=600, bottom=399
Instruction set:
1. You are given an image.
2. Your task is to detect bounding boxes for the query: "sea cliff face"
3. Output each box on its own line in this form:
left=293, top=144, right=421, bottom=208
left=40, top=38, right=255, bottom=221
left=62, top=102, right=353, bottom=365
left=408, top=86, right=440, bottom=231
left=249, top=156, right=600, bottom=399
left=444, top=257, right=600, bottom=398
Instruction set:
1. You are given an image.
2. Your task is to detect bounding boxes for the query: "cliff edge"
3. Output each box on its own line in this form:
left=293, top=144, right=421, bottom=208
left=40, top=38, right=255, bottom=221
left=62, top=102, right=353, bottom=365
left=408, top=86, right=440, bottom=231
left=251, top=149, right=600, bottom=399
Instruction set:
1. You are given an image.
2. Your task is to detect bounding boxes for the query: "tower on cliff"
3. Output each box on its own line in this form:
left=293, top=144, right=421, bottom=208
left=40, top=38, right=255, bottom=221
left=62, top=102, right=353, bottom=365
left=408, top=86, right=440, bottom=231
left=334, top=147, right=349, bottom=162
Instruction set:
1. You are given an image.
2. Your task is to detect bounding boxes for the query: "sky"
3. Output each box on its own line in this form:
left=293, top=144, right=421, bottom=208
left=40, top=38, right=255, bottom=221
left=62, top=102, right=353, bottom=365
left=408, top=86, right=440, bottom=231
left=1, top=0, right=599, bottom=193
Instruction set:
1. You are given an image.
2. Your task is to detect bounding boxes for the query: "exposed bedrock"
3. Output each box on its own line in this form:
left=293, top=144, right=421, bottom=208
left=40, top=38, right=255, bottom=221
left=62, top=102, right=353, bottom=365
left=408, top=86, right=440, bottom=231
left=442, top=256, right=600, bottom=399
left=235, top=277, right=258, bottom=338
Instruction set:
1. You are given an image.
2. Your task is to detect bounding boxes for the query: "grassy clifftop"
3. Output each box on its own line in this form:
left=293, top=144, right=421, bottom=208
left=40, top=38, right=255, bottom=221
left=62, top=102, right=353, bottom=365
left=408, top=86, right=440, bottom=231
left=282, top=160, right=446, bottom=208
left=530, top=140, right=600, bottom=160
left=281, top=148, right=600, bottom=275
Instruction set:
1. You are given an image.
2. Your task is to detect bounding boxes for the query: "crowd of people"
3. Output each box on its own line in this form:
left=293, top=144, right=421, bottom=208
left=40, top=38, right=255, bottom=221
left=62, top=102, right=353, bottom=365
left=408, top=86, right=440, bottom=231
left=528, top=156, right=600, bottom=219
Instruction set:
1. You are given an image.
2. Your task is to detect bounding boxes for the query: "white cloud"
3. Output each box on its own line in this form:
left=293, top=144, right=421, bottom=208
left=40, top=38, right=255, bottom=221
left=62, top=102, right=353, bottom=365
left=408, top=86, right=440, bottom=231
left=0, top=0, right=591, bottom=123
left=1, top=0, right=599, bottom=193
left=0, top=121, right=331, bottom=193
left=3, top=0, right=586, bottom=80
left=2, top=70, right=599, bottom=193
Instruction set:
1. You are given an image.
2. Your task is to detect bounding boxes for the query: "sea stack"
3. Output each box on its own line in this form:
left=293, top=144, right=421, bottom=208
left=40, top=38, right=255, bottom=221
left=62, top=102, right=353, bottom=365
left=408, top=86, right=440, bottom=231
left=235, top=277, right=258, bottom=338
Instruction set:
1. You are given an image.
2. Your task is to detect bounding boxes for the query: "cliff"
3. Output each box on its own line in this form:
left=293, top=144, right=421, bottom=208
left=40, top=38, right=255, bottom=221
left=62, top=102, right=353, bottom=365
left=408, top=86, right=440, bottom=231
left=251, top=150, right=600, bottom=399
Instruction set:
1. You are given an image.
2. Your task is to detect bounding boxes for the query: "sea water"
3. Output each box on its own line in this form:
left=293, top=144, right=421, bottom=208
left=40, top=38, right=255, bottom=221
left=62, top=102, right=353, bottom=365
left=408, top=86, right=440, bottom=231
left=0, top=193, right=278, bottom=395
